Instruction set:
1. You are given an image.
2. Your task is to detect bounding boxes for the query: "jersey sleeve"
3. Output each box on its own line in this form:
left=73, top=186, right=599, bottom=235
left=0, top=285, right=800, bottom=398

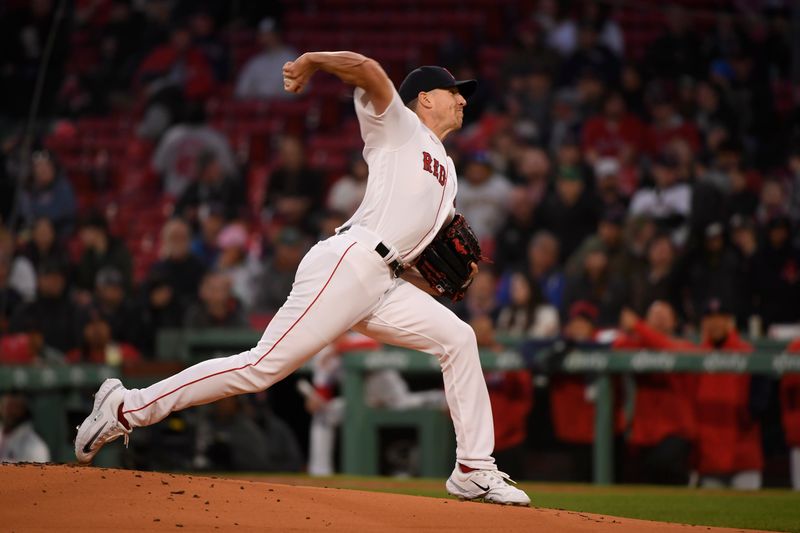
left=354, top=86, right=418, bottom=150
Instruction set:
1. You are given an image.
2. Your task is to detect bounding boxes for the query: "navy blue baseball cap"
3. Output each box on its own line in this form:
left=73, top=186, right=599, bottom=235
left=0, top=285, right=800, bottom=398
left=398, top=66, right=477, bottom=105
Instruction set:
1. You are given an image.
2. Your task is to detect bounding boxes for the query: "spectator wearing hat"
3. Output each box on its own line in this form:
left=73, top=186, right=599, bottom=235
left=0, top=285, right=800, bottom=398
left=139, top=267, right=184, bottom=357
left=235, top=18, right=297, bottom=100
left=91, top=266, right=143, bottom=349
left=694, top=297, right=762, bottom=490
left=18, top=151, right=77, bottom=236
left=253, top=228, right=309, bottom=314
left=614, top=304, right=698, bottom=484
left=543, top=300, right=626, bottom=481
left=148, top=218, right=207, bottom=314
left=174, top=150, right=244, bottom=225
left=327, top=154, right=369, bottom=218
left=10, top=259, right=81, bottom=353
left=629, top=151, right=692, bottom=246
left=594, top=157, right=632, bottom=208
left=535, top=165, right=600, bottom=262
left=692, top=141, right=759, bottom=236
left=456, top=151, right=513, bottom=242
left=683, top=221, right=746, bottom=325
left=66, top=311, right=141, bottom=366
left=752, top=215, right=800, bottom=329
left=215, top=223, right=263, bottom=311
left=0, top=392, right=50, bottom=463
left=566, top=205, right=627, bottom=279
left=184, top=271, right=247, bottom=329
left=75, top=212, right=133, bottom=296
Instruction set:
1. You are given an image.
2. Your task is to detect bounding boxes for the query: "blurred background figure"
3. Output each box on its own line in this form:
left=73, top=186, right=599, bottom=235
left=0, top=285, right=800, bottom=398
left=184, top=271, right=247, bottom=328
left=194, top=395, right=303, bottom=472
left=327, top=154, right=369, bottom=218
left=0, top=392, right=50, bottom=463
left=235, top=18, right=297, bottom=100
left=694, top=297, right=762, bottom=490
left=18, top=151, right=76, bottom=237
left=300, top=334, right=446, bottom=477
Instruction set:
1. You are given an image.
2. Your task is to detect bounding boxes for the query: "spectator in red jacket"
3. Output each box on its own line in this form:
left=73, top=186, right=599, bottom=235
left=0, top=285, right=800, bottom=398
left=547, top=300, right=625, bottom=480
left=472, top=314, right=533, bottom=477
left=581, top=90, right=645, bottom=168
left=614, top=303, right=699, bottom=484
left=645, top=93, right=701, bottom=157
left=135, top=24, right=216, bottom=140
left=783, top=339, right=800, bottom=490
left=695, top=297, right=762, bottom=489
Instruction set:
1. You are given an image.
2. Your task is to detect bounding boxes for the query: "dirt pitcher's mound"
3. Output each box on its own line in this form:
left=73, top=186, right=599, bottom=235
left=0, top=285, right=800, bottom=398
left=0, top=464, right=769, bottom=532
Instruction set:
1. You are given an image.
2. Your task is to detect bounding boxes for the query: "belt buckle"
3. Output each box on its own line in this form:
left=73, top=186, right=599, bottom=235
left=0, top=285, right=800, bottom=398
left=391, top=261, right=405, bottom=278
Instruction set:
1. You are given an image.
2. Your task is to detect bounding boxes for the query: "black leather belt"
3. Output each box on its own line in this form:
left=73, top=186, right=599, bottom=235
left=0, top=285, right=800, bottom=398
left=338, top=226, right=405, bottom=277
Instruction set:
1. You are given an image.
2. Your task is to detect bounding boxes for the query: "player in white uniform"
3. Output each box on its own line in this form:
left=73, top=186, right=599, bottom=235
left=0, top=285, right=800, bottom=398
left=75, top=51, right=530, bottom=506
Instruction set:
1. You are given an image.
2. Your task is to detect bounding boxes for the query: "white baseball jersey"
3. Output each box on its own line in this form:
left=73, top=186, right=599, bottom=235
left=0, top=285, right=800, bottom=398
left=342, top=87, right=457, bottom=260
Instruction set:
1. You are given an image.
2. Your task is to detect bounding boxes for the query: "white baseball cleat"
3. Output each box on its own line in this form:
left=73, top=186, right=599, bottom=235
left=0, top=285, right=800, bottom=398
left=75, top=378, right=131, bottom=464
left=446, top=465, right=531, bottom=506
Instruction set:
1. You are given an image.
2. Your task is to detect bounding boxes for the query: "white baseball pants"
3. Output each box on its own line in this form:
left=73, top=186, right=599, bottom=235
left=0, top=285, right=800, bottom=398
left=121, top=233, right=497, bottom=470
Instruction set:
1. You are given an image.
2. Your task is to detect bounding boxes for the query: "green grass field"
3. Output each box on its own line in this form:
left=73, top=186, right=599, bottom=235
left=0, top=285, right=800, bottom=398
left=236, top=474, right=800, bottom=532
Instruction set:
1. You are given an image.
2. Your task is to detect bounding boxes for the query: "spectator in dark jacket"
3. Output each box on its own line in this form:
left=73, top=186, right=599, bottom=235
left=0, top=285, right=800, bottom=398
left=643, top=5, right=706, bottom=80
left=18, top=151, right=76, bottom=236
left=264, top=136, right=324, bottom=230
left=139, top=267, right=185, bottom=357
left=174, top=150, right=244, bottom=225
left=184, top=271, right=247, bottom=328
left=75, top=213, right=133, bottom=296
left=535, top=165, right=599, bottom=263
left=752, top=215, right=800, bottom=328
left=627, top=233, right=680, bottom=315
left=10, top=259, right=81, bottom=353
left=89, top=267, right=143, bottom=349
left=563, top=244, right=627, bottom=327
left=20, top=217, right=64, bottom=272
left=149, top=218, right=206, bottom=314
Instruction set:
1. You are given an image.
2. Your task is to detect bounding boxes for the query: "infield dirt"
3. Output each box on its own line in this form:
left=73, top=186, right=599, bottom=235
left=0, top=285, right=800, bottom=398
left=0, top=464, right=775, bottom=532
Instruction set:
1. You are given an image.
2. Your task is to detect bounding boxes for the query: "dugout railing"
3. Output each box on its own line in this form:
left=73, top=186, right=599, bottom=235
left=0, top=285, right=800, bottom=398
left=2, top=329, right=799, bottom=483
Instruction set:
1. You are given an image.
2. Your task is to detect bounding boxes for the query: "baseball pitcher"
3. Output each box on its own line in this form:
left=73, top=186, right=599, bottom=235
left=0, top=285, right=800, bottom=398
left=75, top=51, right=530, bottom=506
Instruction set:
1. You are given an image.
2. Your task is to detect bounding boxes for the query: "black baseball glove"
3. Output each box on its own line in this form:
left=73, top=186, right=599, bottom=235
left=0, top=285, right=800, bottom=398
left=415, top=214, right=483, bottom=302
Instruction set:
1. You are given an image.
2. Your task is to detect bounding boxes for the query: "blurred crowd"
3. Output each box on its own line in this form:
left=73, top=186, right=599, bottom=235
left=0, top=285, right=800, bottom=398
left=0, top=0, right=800, bottom=486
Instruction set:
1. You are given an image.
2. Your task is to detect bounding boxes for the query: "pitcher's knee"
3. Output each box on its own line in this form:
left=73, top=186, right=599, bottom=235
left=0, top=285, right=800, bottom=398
left=442, top=320, right=478, bottom=355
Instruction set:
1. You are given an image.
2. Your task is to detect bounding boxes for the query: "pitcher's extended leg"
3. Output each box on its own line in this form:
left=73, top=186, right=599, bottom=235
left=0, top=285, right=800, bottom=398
left=123, top=240, right=387, bottom=428
left=354, top=279, right=495, bottom=470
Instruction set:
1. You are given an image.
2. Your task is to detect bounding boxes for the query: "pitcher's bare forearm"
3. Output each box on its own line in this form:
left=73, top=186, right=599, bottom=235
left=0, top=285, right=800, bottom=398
left=283, top=51, right=393, bottom=113
left=401, top=268, right=442, bottom=296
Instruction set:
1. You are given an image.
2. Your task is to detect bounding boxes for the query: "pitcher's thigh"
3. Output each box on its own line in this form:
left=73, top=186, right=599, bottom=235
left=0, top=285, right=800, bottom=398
left=354, top=280, right=476, bottom=356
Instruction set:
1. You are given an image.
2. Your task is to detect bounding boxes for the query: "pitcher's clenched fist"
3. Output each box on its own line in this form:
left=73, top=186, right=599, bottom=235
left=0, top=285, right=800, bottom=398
left=282, top=54, right=317, bottom=94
